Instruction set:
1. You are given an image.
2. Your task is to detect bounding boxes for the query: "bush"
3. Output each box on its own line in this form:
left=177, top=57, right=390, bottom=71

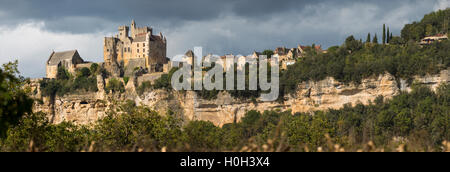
left=76, top=67, right=91, bottom=78
left=40, top=73, right=98, bottom=97
left=105, top=78, right=125, bottom=93
left=153, top=74, right=170, bottom=90
left=90, top=63, right=99, bottom=75
left=123, top=77, right=130, bottom=85
left=137, top=81, right=152, bottom=96
left=56, top=67, right=70, bottom=80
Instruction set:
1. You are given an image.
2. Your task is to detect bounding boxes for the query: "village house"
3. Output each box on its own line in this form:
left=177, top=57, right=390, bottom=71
left=420, top=33, right=448, bottom=45
left=274, top=44, right=323, bottom=70
left=46, top=50, right=90, bottom=79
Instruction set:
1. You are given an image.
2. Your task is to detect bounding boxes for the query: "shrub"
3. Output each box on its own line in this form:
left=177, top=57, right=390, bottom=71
left=76, top=67, right=91, bottom=78
left=137, top=81, right=152, bottom=96
left=105, top=78, right=125, bottom=93
left=90, top=63, right=99, bottom=75
left=123, top=77, right=130, bottom=85
left=56, top=67, right=70, bottom=80
left=153, top=74, right=170, bottom=90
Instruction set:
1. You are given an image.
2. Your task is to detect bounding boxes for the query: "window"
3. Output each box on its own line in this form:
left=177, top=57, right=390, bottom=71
left=143, top=49, right=145, bottom=52
left=137, top=43, right=139, bottom=47
left=128, top=47, right=130, bottom=52
left=143, top=43, right=146, bottom=47
left=137, top=49, right=139, bottom=53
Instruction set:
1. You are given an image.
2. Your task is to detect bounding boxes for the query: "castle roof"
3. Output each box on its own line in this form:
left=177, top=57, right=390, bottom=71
left=47, top=50, right=82, bottom=66
left=133, top=36, right=147, bottom=42
left=151, top=35, right=163, bottom=41
left=185, top=50, right=194, bottom=57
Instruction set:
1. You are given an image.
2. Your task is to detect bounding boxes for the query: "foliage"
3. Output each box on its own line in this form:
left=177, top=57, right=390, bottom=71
left=280, top=39, right=450, bottom=94
left=123, top=77, right=130, bottom=85
left=1, top=112, right=90, bottom=152
left=105, top=78, right=125, bottom=93
left=401, top=8, right=450, bottom=41
left=153, top=74, right=171, bottom=90
left=40, top=66, right=98, bottom=97
left=0, top=61, right=34, bottom=138
left=90, top=63, right=99, bottom=75
left=150, top=67, right=178, bottom=90
left=56, top=67, right=70, bottom=80
left=136, top=81, right=152, bottom=96
left=262, top=50, right=274, bottom=58
left=1, top=85, right=449, bottom=152
left=76, top=67, right=91, bottom=78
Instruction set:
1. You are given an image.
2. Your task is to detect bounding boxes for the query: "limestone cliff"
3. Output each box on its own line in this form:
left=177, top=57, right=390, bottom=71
left=31, top=70, right=449, bottom=127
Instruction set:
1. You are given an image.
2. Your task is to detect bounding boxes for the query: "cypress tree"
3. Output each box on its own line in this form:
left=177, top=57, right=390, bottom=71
left=383, top=24, right=386, bottom=44
left=366, top=33, right=371, bottom=43
left=373, top=34, right=378, bottom=44
left=387, top=27, right=390, bottom=43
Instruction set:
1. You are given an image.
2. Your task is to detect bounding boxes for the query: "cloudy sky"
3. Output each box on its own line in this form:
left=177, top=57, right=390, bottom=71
left=0, top=0, right=449, bottom=78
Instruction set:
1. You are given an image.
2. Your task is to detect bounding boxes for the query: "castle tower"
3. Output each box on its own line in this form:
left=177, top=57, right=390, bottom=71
left=131, top=20, right=136, bottom=38
left=118, top=26, right=129, bottom=39
left=103, top=37, right=122, bottom=77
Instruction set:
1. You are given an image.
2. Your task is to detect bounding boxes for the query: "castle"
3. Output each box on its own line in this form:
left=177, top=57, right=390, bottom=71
left=104, top=20, right=169, bottom=77
left=46, top=20, right=170, bottom=79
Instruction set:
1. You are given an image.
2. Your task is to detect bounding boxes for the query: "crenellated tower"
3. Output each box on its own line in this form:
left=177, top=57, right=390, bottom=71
left=103, top=20, right=168, bottom=77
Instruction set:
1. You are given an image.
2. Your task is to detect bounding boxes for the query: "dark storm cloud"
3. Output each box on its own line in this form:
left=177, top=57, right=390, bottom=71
left=0, top=0, right=354, bottom=33
left=0, top=0, right=233, bottom=32
left=0, top=0, right=439, bottom=33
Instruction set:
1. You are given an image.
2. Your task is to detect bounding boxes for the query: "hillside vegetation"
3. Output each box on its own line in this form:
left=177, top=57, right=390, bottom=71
left=401, top=8, right=450, bottom=41
left=1, top=84, right=449, bottom=152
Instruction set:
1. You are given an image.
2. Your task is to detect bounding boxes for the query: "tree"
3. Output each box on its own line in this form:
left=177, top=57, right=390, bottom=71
left=389, top=36, right=404, bottom=45
left=0, top=61, right=34, bottom=138
left=153, top=74, right=171, bottom=89
left=262, top=50, right=274, bottom=58
left=373, top=34, right=378, bottom=44
left=383, top=24, right=386, bottom=44
left=366, top=33, right=371, bottom=43
left=105, top=78, right=125, bottom=93
left=426, top=24, right=433, bottom=36
left=345, top=35, right=362, bottom=52
left=76, top=67, right=91, bottom=78
left=90, top=63, right=99, bottom=75
left=56, top=67, right=70, bottom=80
left=387, top=27, right=390, bottom=43
left=183, top=121, right=222, bottom=151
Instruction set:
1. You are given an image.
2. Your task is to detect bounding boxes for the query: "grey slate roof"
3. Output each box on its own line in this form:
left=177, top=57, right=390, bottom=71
left=47, top=50, right=78, bottom=66
left=133, top=36, right=147, bottom=42
left=185, top=50, right=194, bottom=57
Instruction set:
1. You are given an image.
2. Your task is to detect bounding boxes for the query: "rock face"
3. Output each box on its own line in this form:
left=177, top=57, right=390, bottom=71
left=31, top=70, right=450, bottom=126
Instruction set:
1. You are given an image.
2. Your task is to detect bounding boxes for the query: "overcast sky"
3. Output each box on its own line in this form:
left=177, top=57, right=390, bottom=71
left=0, top=0, right=449, bottom=78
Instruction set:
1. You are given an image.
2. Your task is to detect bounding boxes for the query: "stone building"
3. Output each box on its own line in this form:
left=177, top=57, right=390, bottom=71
left=104, top=20, right=168, bottom=77
left=46, top=50, right=85, bottom=79
left=420, top=34, right=448, bottom=45
left=273, top=44, right=323, bottom=70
